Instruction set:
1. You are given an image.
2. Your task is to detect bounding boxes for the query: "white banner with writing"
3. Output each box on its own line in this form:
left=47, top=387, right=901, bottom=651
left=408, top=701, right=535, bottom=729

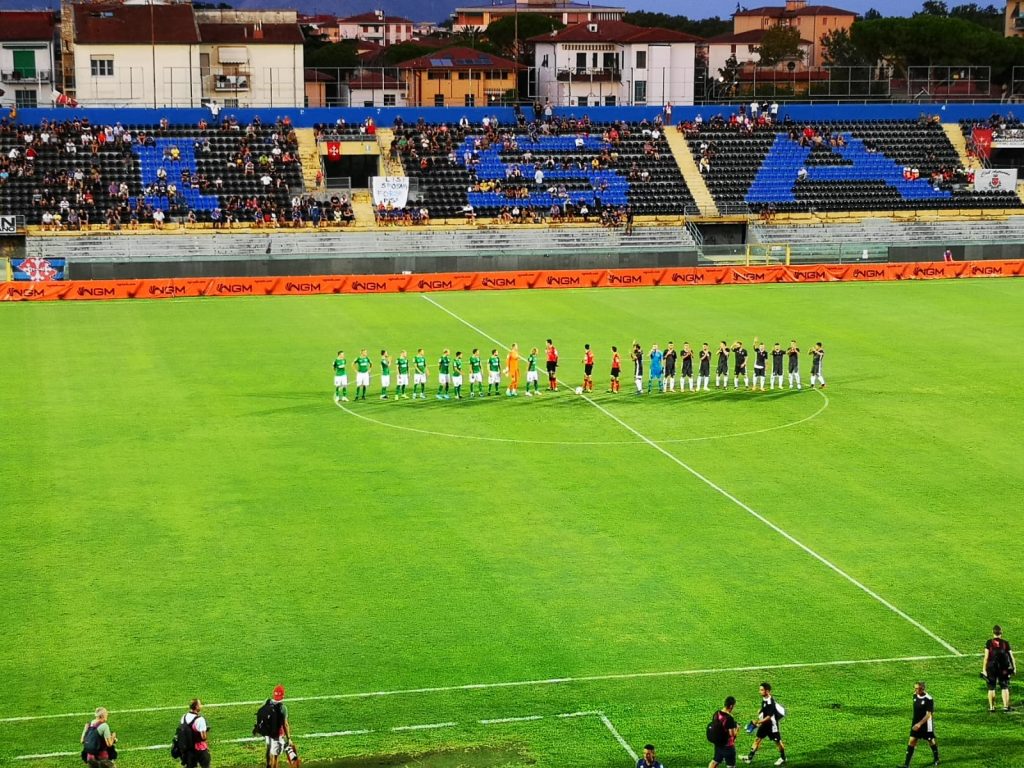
left=372, top=176, right=410, bottom=208
left=974, top=168, right=1018, bottom=192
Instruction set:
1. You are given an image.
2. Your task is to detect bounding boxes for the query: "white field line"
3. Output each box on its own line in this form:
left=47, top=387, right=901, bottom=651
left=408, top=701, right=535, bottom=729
left=420, top=294, right=964, bottom=658
left=390, top=721, right=457, bottom=732
left=478, top=715, right=545, bottom=724
left=600, top=714, right=638, bottom=762
left=1, top=653, right=974, bottom=726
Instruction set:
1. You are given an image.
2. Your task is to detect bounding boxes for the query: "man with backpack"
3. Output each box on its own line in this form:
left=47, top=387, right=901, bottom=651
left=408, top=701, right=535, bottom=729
left=983, top=625, right=1016, bottom=712
left=255, top=685, right=291, bottom=768
left=708, top=696, right=739, bottom=768
left=177, top=699, right=210, bottom=768
left=80, top=707, right=117, bottom=768
left=740, top=682, right=786, bottom=765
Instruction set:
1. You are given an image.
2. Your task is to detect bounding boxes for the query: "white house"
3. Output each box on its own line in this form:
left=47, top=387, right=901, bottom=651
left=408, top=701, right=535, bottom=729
left=68, top=3, right=303, bottom=108
left=529, top=20, right=701, bottom=107
left=706, top=28, right=812, bottom=80
left=337, top=12, right=414, bottom=46
left=343, top=72, right=407, bottom=107
left=0, top=11, right=57, bottom=110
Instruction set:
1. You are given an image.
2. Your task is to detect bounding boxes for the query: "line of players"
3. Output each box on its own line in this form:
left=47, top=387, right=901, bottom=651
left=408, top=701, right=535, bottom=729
left=332, top=339, right=827, bottom=402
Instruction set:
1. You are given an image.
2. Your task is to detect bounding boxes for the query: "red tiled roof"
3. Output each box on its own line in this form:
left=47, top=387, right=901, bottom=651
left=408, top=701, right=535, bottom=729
left=0, top=11, right=55, bottom=42
left=528, top=20, right=702, bottom=44
left=340, top=12, right=414, bottom=25
left=734, top=4, right=856, bottom=16
left=73, top=3, right=200, bottom=45
left=304, top=69, right=336, bottom=82
left=709, top=28, right=812, bottom=45
left=199, top=23, right=304, bottom=45
left=396, top=45, right=520, bottom=70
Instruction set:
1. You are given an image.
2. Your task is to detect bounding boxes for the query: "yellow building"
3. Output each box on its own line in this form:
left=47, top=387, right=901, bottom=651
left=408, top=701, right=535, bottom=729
left=1007, top=0, right=1024, bottom=36
left=398, top=46, right=519, bottom=107
left=453, top=0, right=624, bottom=33
left=732, top=0, right=856, bottom=67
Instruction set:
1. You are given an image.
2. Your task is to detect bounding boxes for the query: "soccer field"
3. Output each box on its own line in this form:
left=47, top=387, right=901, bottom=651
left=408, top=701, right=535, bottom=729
left=3, top=279, right=1023, bottom=768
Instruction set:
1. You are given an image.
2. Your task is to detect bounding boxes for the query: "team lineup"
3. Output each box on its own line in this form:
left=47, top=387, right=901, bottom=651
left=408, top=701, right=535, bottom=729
left=333, top=339, right=827, bottom=402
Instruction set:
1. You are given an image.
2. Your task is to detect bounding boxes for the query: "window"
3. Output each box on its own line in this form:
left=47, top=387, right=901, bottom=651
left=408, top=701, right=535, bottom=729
left=12, top=50, right=36, bottom=78
left=634, top=80, right=646, bottom=103
left=541, top=54, right=549, bottom=68
left=363, top=101, right=373, bottom=107
left=458, top=71, right=482, bottom=80
left=577, top=96, right=588, bottom=107
left=604, top=95, right=616, bottom=106
left=90, top=58, right=113, bottom=77
left=464, top=93, right=475, bottom=106
left=434, top=94, right=445, bottom=106
left=592, top=53, right=598, bottom=68
left=383, top=93, right=396, bottom=106
left=224, top=98, right=239, bottom=107
left=635, top=50, right=646, bottom=69
left=427, top=70, right=450, bottom=80
left=602, top=52, right=616, bottom=69
left=576, top=52, right=587, bottom=69
left=15, top=90, right=37, bottom=108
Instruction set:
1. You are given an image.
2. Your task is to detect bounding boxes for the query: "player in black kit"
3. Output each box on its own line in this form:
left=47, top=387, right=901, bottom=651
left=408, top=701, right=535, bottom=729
left=809, top=342, right=826, bottom=388
left=753, top=342, right=768, bottom=391
left=732, top=341, right=749, bottom=390
left=786, top=341, right=801, bottom=390
left=631, top=341, right=643, bottom=395
left=698, top=343, right=711, bottom=391
left=663, top=342, right=677, bottom=392
left=741, top=682, right=786, bottom=765
left=903, top=681, right=938, bottom=767
left=716, top=341, right=730, bottom=388
left=680, top=342, right=695, bottom=391
left=770, top=343, right=785, bottom=390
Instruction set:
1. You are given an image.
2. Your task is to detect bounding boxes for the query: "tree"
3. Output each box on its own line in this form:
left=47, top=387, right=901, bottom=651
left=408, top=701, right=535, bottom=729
left=305, top=41, right=359, bottom=69
left=918, top=0, right=949, bottom=15
left=820, top=27, right=869, bottom=67
left=384, top=42, right=436, bottom=66
left=485, top=14, right=564, bottom=57
left=718, top=54, right=740, bottom=85
left=950, top=3, right=1003, bottom=33
left=863, top=8, right=883, bottom=19
left=623, top=11, right=731, bottom=38
left=753, top=26, right=805, bottom=67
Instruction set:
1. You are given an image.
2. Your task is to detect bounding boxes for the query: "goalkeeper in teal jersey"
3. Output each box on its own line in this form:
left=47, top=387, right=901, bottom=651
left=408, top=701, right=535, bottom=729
left=380, top=350, right=392, bottom=399
left=354, top=349, right=371, bottom=400
left=396, top=350, right=410, bottom=399
left=469, top=348, right=484, bottom=397
left=525, top=347, right=540, bottom=396
left=333, top=351, right=349, bottom=402
left=413, top=348, right=428, bottom=399
left=486, top=349, right=502, bottom=396
left=452, top=351, right=465, bottom=399
left=437, top=349, right=452, bottom=400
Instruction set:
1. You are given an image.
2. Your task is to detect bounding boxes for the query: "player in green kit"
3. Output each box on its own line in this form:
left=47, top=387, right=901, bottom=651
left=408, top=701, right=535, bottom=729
left=354, top=349, right=371, bottom=400
left=452, top=351, right=464, bottom=399
left=396, top=350, right=410, bottom=399
left=525, top=347, right=540, bottom=396
left=380, top=349, right=391, bottom=400
left=413, top=348, right=428, bottom=399
left=487, top=349, right=502, bottom=396
left=469, top=348, right=484, bottom=398
left=437, top=348, right=452, bottom=400
left=333, top=351, right=349, bottom=402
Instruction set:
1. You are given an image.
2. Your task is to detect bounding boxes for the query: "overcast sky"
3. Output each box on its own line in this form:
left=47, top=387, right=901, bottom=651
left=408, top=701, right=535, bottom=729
left=625, top=0, right=928, bottom=17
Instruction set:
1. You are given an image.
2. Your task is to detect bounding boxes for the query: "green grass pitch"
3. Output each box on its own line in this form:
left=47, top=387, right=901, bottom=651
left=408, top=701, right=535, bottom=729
left=2, top=279, right=1023, bottom=768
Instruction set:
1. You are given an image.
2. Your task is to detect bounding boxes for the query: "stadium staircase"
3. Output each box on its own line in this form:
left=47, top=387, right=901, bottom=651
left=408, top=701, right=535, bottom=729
left=295, top=128, right=320, bottom=192
left=349, top=191, right=378, bottom=226
left=665, top=126, right=719, bottom=217
left=375, top=128, right=405, bottom=176
left=27, top=224, right=696, bottom=263
left=942, top=123, right=977, bottom=170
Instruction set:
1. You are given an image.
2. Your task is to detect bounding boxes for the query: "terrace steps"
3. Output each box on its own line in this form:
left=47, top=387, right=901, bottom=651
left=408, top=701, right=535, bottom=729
left=295, top=128, right=322, bottom=193
left=664, top=126, right=719, bottom=217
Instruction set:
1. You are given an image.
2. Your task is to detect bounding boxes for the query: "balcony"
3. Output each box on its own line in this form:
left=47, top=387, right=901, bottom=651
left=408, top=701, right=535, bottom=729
left=1, top=69, right=52, bottom=84
left=213, top=73, right=250, bottom=92
left=555, top=67, right=622, bottom=82
left=1015, top=16, right=1024, bottom=29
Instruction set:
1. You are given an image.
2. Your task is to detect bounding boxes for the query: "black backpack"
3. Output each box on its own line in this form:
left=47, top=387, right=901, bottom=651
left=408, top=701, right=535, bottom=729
left=253, top=700, right=282, bottom=738
left=170, top=715, right=197, bottom=763
left=706, top=711, right=728, bottom=746
left=991, top=639, right=1014, bottom=673
left=81, top=724, right=103, bottom=763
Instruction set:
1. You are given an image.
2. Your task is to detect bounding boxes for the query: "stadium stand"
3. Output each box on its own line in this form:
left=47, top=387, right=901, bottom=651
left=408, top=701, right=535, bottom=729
left=392, top=115, right=695, bottom=220
left=688, top=116, right=1023, bottom=213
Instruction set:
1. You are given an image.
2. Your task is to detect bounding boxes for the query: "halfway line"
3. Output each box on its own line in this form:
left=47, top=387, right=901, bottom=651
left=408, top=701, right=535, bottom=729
left=420, top=294, right=963, bottom=657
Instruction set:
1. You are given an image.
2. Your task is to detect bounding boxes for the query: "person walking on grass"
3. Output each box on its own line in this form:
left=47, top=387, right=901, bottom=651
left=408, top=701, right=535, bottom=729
left=903, top=681, right=939, bottom=767
left=81, top=707, right=117, bottom=768
left=710, top=696, right=739, bottom=768
left=983, top=625, right=1016, bottom=712
left=263, top=686, right=291, bottom=768
left=741, top=682, right=786, bottom=765
left=181, top=699, right=209, bottom=768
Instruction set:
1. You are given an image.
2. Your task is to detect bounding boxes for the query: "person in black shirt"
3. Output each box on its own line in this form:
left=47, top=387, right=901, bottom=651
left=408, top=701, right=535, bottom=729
left=786, top=341, right=801, bottom=390
left=699, top=343, right=712, bottom=391
left=681, top=342, right=695, bottom=392
left=732, top=341, right=749, bottom=390
left=741, top=682, right=786, bottom=765
left=716, top=341, right=730, bottom=389
left=631, top=341, right=644, bottom=395
left=663, top=342, right=678, bottom=392
left=753, top=343, right=768, bottom=391
left=809, top=342, right=826, bottom=388
left=903, top=681, right=938, bottom=767
left=710, top=696, right=739, bottom=768
left=637, top=744, right=663, bottom=768
left=770, top=343, right=785, bottom=390
left=983, top=624, right=1016, bottom=712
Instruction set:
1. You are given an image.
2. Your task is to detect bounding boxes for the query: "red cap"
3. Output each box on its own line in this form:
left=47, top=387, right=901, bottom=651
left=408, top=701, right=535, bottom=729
left=272, top=685, right=285, bottom=702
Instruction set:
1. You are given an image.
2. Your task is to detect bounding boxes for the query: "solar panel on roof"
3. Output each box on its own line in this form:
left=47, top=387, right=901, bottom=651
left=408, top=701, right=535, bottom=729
left=429, top=58, right=452, bottom=66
